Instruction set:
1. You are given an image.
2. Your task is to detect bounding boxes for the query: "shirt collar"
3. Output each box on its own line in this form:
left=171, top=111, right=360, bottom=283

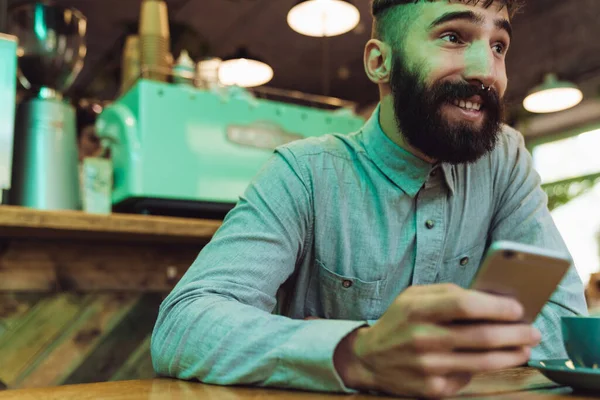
left=361, top=104, right=456, bottom=197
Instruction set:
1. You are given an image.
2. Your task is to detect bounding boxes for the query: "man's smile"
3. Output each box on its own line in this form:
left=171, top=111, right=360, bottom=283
left=441, top=98, right=485, bottom=123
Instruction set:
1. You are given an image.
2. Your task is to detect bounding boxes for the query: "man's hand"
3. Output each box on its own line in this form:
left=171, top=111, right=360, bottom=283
left=333, top=284, right=541, bottom=398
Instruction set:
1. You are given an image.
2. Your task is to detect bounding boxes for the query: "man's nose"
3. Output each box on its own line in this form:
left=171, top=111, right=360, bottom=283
left=463, top=41, right=496, bottom=88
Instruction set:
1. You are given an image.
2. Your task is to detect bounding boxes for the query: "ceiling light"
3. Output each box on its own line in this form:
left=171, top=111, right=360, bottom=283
left=218, top=47, right=273, bottom=88
left=523, top=73, right=583, bottom=114
left=287, top=0, right=360, bottom=37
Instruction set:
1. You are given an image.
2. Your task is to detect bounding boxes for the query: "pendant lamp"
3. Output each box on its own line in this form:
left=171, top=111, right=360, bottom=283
left=218, top=47, right=273, bottom=88
left=287, top=0, right=360, bottom=37
left=523, top=73, right=583, bottom=114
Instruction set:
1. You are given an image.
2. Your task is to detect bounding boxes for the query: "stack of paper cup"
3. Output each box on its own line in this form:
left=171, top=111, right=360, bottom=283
left=120, top=34, right=140, bottom=94
left=138, top=0, right=170, bottom=82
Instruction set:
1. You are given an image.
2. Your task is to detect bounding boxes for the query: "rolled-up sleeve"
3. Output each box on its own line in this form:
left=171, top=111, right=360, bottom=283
left=151, top=148, right=364, bottom=392
left=489, top=129, right=589, bottom=359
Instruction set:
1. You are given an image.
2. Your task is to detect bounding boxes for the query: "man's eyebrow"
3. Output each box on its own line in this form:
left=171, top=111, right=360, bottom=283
left=429, top=10, right=513, bottom=40
left=496, top=18, right=513, bottom=40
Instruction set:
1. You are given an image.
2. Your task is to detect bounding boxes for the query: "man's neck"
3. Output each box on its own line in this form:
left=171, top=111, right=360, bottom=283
left=379, top=96, right=436, bottom=164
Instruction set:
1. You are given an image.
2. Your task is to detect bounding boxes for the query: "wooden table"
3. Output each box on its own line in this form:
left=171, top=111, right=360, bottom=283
left=0, top=368, right=596, bottom=400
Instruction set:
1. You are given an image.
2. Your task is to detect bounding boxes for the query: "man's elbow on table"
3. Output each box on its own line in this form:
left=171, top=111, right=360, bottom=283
left=150, top=300, right=189, bottom=379
left=149, top=295, right=218, bottom=382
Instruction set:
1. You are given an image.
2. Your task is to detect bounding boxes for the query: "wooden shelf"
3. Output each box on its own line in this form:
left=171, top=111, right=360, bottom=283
left=0, top=205, right=222, bottom=243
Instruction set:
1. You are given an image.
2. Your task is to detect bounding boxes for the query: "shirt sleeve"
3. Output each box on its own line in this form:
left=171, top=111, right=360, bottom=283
left=489, top=128, right=589, bottom=360
left=150, top=147, right=365, bottom=392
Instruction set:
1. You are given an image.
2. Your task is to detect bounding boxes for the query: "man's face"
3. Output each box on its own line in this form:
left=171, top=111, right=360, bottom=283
left=388, top=0, right=511, bottom=164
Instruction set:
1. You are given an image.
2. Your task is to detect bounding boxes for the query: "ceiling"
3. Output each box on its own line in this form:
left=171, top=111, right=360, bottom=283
left=7, top=0, right=600, bottom=121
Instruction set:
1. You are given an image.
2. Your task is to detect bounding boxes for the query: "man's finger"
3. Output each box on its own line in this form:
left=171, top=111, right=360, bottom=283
left=407, top=290, right=524, bottom=323
left=449, top=324, right=541, bottom=350
left=406, top=347, right=532, bottom=375
left=387, top=323, right=540, bottom=353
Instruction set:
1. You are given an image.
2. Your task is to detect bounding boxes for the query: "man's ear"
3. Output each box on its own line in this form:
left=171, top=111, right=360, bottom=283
left=364, top=39, right=392, bottom=85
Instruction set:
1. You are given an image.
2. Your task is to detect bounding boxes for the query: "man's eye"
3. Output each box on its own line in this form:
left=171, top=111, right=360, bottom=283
left=441, top=33, right=462, bottom=44
left=493, top=43, right=507, bottom=54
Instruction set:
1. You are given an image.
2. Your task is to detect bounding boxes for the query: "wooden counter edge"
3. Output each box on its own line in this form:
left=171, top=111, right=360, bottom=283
left=0, top=205, right=222, bottom=243
left=0, top=368, right=571, bottom=400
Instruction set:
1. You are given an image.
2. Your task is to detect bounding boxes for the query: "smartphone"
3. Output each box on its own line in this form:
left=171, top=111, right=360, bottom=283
left=469, top=241, right=572, bottom=324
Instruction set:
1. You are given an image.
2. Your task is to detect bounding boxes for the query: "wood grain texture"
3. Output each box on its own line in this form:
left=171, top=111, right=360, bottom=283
left=0, top=294, right=45, bottom=338
left=0, top=293, right=87, bottom=387
left=13, top=294, right=141, bottom=389
left=0, top=293, right=162, bottom=390
left=110, top=335, right=154, bottom=382
left=0, top=238, right=200, bottom=292
left=0, top=205, right=222, bottom=243
left=0, top=369, right=585, bottom=400
left=60, top=293, right=162, bottom=386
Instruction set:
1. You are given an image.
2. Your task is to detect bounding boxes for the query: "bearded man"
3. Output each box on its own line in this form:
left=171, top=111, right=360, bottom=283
left=151, top=0, right=588, bottom=397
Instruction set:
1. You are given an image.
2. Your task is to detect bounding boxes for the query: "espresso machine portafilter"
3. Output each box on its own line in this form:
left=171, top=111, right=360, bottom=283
left=8, top=2, right=87, bottom=210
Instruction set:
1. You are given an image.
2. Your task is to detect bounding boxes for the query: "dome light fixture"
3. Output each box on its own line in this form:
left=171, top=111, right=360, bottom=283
left=287, top=0, right=360, bottom=37
left=523, top=73, right=583, bottom=114
left=218, top=47, right=273, bottom=88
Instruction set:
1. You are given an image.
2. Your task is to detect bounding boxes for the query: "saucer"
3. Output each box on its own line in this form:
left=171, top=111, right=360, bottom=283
left=529, top=359, right=600, bottom=393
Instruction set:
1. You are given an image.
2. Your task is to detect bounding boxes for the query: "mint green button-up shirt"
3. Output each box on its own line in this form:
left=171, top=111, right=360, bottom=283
left=152, top=105, right=587, bottom=393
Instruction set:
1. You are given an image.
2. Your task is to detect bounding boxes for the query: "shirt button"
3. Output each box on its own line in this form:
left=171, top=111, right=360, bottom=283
left=342, top=280, right=353, bottom=288
left=460, top=257, right=470, bottom=266
left=425, top=220, right=435, bottom=229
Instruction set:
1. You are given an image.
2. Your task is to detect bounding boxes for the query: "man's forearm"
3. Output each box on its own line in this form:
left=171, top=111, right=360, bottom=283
left=151, top=292, right=365, bottom=392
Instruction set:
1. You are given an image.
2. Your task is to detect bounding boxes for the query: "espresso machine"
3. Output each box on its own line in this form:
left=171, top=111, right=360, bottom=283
left=97, top=81, right=365, bottom=219
left=7, top=2, right=87, bottom=210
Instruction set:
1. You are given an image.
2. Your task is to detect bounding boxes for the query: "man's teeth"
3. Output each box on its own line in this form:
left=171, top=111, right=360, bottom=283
left=453, top=99, right=481, bottom=111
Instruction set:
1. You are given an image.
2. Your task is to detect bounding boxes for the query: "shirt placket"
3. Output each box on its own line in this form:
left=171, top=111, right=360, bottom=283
left=413, top=173, right=447, bottom=285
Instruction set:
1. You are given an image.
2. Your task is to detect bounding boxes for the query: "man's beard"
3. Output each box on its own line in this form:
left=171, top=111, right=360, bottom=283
left=389, top=54, right=505, bottom=165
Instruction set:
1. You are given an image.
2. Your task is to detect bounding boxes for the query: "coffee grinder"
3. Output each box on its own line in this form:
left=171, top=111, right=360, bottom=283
left=8, top=2, right=87, bottom=210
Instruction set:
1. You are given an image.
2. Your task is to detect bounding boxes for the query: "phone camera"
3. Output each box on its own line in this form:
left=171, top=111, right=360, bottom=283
left=504, top=250, right=516, bottom=260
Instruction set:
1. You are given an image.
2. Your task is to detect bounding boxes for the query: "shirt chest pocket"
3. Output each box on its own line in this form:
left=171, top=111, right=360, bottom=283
left=440, top=242, right=487, bottom=288
left=306, top=259, right=385, bottom=321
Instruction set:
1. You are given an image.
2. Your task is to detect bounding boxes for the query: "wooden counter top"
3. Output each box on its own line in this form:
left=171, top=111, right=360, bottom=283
left=0, top=367, right=590, bottom=400
left=0, top=205, right=222, bottom=243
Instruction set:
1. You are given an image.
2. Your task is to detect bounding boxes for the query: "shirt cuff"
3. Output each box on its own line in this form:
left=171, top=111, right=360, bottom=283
left=278, top=319, right=368, bottom=393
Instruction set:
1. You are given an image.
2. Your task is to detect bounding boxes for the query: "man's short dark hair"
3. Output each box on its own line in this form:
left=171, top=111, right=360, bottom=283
left=372, top=0, right=524, bottom=43
left=372, top=0, right=523, bottom=17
